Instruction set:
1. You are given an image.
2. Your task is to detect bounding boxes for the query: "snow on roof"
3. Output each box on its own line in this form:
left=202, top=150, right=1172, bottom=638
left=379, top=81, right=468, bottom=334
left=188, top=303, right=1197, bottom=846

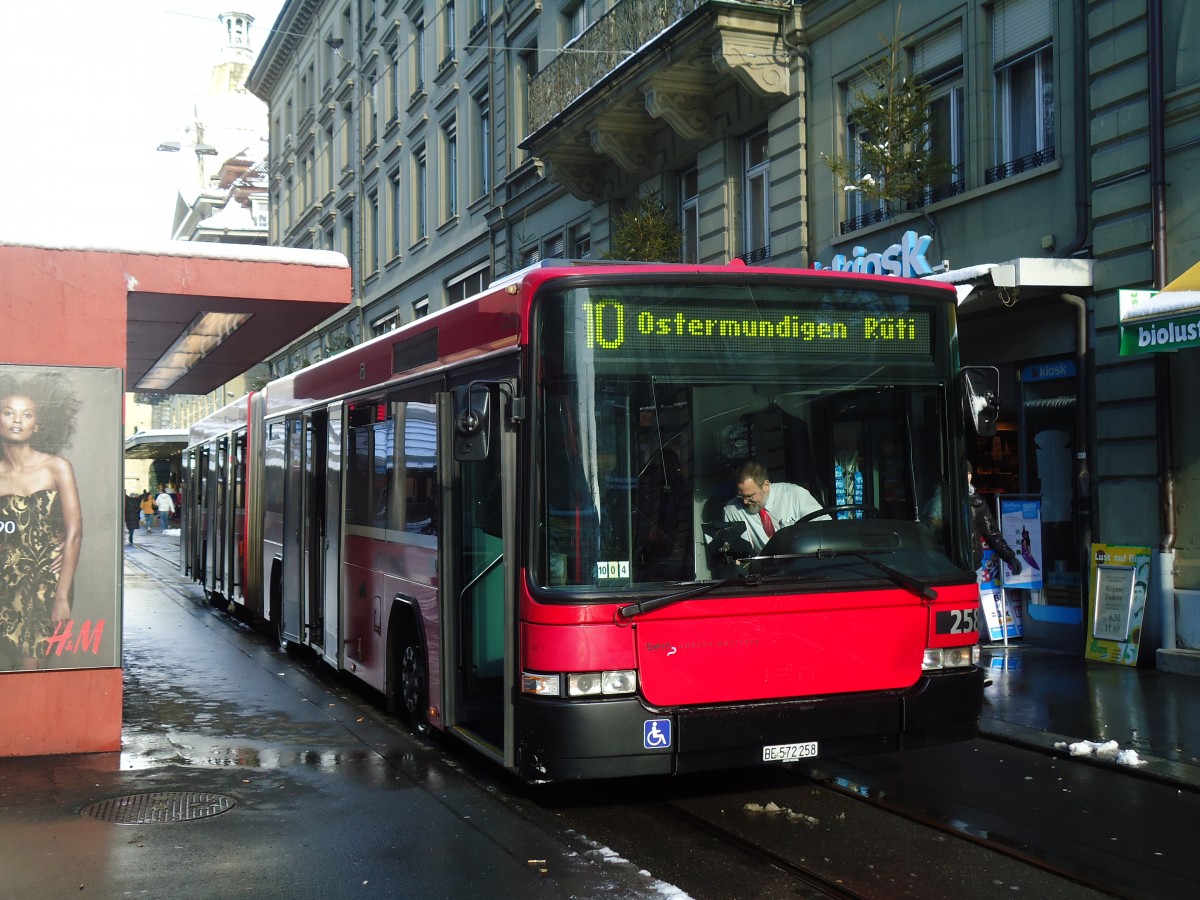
left=198, top=200, right=258, bottom=230
left=1119, top=290, right=1200, bottom=322
left=923, top=264, right=998, bottom=283
left=0, top=232, right=347, bottom=268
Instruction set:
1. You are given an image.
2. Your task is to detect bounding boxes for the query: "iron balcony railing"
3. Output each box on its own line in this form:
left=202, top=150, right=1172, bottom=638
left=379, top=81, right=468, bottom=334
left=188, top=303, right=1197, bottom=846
left=985, top=148, right=1055, bottom=184
left=527, top=0, right=790, bottom=135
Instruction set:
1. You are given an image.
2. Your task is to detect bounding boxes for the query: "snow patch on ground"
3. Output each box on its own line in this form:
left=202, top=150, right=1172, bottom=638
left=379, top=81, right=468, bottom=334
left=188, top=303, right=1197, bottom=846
left=1054, top=738, right=1148, bottom=767
left=743, top=801, right=820, bottom=825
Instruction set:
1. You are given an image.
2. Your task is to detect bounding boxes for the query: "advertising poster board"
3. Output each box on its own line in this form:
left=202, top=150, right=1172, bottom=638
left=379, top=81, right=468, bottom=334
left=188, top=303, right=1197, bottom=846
left=1085, top=544, right=1151, bottom=666
left=979, top=548, right=1022, bottom=641
left=0, top=365, right=122, bottom=672
left=997, top=496, right=1043, bottom=590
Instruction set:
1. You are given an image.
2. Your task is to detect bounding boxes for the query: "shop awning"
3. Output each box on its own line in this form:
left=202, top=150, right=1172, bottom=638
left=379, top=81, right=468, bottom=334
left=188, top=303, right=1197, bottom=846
left=1118, top=261, right=1200, bottom=355
left=123, top=429, right=190, bottom=460
left=925, top=257, right=1093, bottom=307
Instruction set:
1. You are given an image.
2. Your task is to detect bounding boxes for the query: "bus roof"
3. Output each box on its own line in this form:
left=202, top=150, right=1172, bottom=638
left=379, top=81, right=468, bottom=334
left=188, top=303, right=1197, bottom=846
left=258, top=262, right=958, bottom=416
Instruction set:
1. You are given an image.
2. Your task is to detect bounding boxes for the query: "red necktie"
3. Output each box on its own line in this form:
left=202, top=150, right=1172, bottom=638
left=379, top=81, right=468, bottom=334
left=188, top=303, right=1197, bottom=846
left=759, top=508, right=775, bottom=537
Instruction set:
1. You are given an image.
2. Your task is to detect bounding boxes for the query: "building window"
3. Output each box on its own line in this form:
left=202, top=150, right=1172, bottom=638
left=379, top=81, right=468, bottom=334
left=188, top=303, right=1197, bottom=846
left=513, top=45, right=537, bottom=165
left=913, top=25, right=966, bottom=205
left=388, top=168, right=402, bottom=259
left=322, top=122, right=335, bottom=193
left=363, top=75, right=379, bottom=148
left=342, top=209, right=356, bottom=282
left=470, top=0, right=488, bottom=34
left=440, top=0, right=456, bottom=70
left=283, top=175, right=293, bottom=229
left=387, top=40, right=400, bottom=123
left=570, top=223, right=591, bottom=259
left=340, top=100, right=353, bottom=174
left=366, top=188, right=379, bottom=274
left=442, top=118, right=458, bottom=221
left=412, top=143, right=427, bottom=242
left=472, top=91, right=490, bottom=199
left=446, top=262, right=489, bottom=305
left=989, top=0, right=1054, bottom=182
left=841, top=73, right=889, bottom=233
left=325, top=27, right=342, bottom=81
left=680, top=167, right=699, bottom=263
left=412, top=296, right=429, bottom=319
left=410, top=16, right=426, bottom=101
left=296, top=156, right=308, bottom=212
left=251, top=197, right=268, bottom=228
left=743, top=130, right=770, bottom=262
left=562, top=0, right=588, bottom=46
left=521, top=245, right=540, bottom=267
left=544, top=233, right=565, bottom=260
left=371, top=309, right=399, bottom=336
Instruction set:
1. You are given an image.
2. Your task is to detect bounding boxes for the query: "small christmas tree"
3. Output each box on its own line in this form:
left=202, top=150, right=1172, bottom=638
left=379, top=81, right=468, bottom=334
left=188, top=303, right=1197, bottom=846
left=822, top=13, right=951, bottom=210
left=605, top=193, right=683, bottom=262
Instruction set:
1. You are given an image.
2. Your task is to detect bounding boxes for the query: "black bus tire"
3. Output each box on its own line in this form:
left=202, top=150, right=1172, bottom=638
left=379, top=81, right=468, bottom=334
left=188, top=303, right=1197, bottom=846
left=390, top=607, right=429, bottom=735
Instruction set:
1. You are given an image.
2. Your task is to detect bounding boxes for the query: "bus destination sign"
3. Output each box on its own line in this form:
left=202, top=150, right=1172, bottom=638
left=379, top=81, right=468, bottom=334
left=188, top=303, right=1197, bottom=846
left=581, top=301, right=932, bottom=356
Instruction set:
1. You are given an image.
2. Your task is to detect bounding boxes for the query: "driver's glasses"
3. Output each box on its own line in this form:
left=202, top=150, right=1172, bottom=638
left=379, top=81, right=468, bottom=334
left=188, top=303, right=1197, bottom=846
left=738, top=486, right=765, bottom=507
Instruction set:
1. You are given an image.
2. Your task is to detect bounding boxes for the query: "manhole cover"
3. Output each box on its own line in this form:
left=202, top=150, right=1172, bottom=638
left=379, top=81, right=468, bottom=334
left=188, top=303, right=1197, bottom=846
left=81, top=791, right=236, bottom=824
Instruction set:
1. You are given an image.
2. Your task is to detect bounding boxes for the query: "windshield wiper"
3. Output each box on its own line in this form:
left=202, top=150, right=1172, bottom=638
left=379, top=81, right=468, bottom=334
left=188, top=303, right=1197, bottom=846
left=616, top=545, right=936, bottom=619
left=755, top=549, right=937, bottom=601
left=617, top=577, right=749, bottom=620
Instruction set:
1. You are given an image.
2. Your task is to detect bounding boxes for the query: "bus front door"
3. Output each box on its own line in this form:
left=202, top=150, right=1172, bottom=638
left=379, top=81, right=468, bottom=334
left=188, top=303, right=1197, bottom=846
left=444, top=379, right=515, bottom=768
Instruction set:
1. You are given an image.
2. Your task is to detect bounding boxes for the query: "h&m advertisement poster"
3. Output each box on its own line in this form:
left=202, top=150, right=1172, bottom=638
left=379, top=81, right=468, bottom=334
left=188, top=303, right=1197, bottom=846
left=0, top=365, right=122, bottom=672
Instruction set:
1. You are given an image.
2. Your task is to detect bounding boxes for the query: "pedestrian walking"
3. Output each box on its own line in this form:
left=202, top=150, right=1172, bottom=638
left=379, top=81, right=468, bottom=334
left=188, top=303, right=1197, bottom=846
left=140, top=491, right=155, bottom=533
left=155, top=487, right=176, bottom=532
left=124, top=491, right=141, bottom=545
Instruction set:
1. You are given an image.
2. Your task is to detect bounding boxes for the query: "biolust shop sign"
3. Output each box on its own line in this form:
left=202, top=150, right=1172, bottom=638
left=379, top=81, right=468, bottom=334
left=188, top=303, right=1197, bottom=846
left=1119, top=289, right=1200, bottom=355
left=813, top=231, right=935, bottom=278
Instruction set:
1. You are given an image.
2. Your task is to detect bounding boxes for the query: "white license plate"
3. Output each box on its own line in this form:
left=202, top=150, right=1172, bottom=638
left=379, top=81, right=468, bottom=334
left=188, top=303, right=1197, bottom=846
left=762, top=741, right=818, bottom=762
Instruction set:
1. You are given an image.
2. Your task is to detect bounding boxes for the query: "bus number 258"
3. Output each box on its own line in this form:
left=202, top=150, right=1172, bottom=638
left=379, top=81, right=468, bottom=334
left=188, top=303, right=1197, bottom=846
left=936, top=608, right=980, bottom=635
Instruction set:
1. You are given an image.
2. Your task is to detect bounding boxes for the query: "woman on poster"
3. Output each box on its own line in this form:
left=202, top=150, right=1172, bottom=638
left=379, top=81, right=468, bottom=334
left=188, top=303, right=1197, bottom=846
left=0, top=373, right=82, bottom=670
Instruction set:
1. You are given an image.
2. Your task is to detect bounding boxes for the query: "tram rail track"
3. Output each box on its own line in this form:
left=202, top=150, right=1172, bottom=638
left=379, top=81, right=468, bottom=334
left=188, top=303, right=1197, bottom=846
left=533, top=762, right=1116, bottom=900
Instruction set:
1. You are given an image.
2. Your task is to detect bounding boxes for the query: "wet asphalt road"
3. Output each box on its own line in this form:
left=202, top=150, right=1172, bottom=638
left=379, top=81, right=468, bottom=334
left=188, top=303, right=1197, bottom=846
left=0, top=546, right=682, bottom=900
left=6, top=541, right=1200, bottom=899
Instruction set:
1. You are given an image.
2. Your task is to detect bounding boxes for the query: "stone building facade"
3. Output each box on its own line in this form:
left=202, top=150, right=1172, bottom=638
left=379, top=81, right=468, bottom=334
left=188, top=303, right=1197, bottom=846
left=248, top=0, right=1200, bottom=666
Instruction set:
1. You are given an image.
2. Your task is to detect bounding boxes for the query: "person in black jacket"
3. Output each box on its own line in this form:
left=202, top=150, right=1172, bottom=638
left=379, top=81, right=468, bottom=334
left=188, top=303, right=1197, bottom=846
left=967, top=461, right=1022, bottom=575
left=123, top=491, right=142, bottom=545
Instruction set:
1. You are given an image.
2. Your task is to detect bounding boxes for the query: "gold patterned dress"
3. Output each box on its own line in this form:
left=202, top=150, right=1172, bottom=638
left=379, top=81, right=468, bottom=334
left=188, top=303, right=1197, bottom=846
left=0, top=490, right=63, bottom=664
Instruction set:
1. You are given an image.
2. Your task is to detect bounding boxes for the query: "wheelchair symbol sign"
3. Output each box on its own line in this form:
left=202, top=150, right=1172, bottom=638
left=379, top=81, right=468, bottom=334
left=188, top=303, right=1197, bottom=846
left=644, top=718, right=671, bottom=749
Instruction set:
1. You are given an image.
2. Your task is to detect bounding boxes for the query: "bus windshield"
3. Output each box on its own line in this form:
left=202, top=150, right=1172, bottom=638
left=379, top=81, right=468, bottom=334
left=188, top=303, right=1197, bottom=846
left=534, top=278, right=968, bottom=594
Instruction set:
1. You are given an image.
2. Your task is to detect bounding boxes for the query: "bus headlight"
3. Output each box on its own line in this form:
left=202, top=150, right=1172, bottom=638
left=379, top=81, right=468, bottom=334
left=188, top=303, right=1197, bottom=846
left=567, top=669, right=637, bottom=696
left=942, top=646, right=975, bottom=668
left=922, top=646, right=976, bottom=671
left=525, top=670, right=638, bottom=697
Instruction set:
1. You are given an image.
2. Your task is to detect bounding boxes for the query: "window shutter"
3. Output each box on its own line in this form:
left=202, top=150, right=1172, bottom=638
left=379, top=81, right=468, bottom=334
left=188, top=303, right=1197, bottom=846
left=914, top=24, right=962, bottom=75
left=993, top=0, right=1052, bottom=64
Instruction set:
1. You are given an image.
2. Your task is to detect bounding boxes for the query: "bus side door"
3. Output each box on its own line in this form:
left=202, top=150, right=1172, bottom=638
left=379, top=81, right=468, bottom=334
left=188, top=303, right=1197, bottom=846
left=442, top=375, right=517, bottom=768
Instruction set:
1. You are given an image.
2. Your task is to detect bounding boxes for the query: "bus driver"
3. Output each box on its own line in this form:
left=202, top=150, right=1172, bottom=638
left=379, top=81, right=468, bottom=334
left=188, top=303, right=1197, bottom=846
left=723, top=461, right=824, bottom=552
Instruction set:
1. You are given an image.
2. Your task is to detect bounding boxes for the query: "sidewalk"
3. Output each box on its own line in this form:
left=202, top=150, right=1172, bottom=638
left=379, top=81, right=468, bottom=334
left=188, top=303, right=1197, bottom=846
left=979, top=641, right=1200, bottom=791
left=0, top=536, right=677, bottom=900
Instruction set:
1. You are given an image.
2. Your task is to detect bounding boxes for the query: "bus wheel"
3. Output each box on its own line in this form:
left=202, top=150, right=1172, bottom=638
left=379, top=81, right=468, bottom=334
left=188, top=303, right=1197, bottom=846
left=398, top=638, right=429, bottom=735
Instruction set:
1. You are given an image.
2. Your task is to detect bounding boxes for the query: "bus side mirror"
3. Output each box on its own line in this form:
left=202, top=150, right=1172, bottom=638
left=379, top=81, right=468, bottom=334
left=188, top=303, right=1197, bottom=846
left=961, top=366, right=1000, bottom=437
left=454, top=384, right=491, bottom=461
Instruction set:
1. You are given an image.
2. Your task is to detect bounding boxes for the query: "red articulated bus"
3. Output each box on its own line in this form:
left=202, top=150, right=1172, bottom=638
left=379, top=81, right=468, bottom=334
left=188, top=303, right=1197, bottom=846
left=183, top=261, right=998, bottom=782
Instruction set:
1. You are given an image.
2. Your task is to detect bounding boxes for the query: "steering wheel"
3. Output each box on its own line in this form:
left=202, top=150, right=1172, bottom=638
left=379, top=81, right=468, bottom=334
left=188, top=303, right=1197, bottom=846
left=798, top=504, right=881, bottom=523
